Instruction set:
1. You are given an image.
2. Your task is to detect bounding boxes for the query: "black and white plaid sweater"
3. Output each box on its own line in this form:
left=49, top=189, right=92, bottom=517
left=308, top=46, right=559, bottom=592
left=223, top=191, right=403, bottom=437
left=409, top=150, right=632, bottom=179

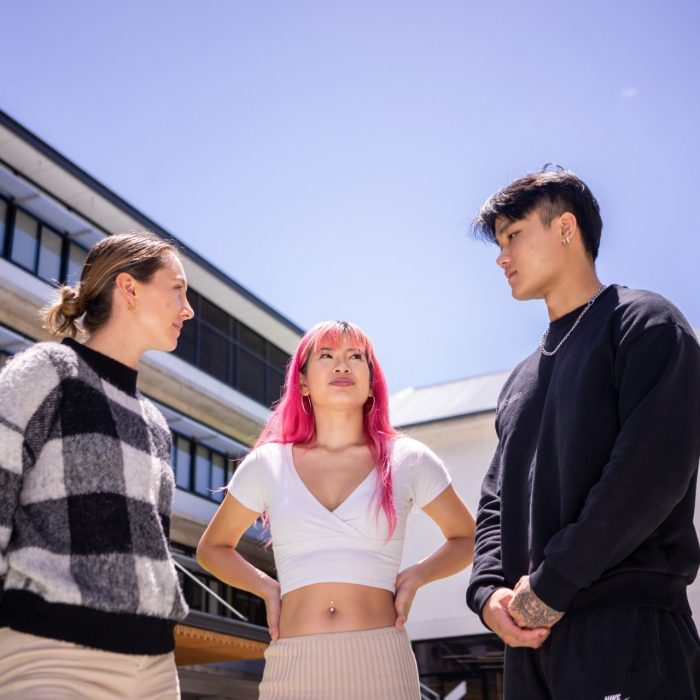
left=0, top=338, right=188, bottom=654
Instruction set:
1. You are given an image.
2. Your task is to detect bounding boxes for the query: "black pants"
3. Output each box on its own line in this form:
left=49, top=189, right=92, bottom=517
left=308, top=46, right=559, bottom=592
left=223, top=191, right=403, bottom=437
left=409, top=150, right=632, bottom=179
left=504, top=608, right=700, bottom=700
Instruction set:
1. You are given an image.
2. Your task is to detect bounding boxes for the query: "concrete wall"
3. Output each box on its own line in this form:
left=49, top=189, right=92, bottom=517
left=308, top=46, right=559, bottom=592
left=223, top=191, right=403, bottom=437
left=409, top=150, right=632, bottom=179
left=400, top=414, right=496, bottom=640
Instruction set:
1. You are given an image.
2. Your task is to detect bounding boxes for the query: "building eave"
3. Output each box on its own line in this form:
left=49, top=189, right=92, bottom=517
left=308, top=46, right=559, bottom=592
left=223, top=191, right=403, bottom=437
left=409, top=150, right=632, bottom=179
left=0, top=109, right=304, bottom=340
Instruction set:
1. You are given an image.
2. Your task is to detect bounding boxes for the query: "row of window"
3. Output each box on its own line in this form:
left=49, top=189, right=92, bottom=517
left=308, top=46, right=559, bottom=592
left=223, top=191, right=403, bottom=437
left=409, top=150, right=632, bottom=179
left=174, top=289, right=287, bottom=406
left=179, top=566, right=267, bottom=626
left=0, top=193, right=290, bottom=407
left=171, top=430, right=245, bottom=503
left=0, top=196, right=87, bottom=286
left=172, top=546, right=268, bottom=626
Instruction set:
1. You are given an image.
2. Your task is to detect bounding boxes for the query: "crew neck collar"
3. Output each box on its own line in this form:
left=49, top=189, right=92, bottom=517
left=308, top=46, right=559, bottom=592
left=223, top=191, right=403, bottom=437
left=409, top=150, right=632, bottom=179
left=548, top=284, right=616, bottom=333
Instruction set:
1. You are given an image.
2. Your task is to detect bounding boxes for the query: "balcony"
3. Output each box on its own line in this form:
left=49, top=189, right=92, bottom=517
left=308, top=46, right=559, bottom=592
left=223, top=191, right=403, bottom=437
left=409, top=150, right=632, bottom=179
left=172, top=553, right=271, bottom=699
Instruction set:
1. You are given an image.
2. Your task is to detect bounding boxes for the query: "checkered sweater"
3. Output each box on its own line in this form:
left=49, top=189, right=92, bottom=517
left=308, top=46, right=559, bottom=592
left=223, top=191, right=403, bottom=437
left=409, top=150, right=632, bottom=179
left=0, top=338, right=188, bottom=654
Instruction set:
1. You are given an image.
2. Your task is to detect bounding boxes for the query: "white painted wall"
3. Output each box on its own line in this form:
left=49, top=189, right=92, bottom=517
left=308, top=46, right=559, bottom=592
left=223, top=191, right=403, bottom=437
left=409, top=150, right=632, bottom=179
left=400, top=413, right=700, bottom=641
left=401, top=414, right=497, bottom=640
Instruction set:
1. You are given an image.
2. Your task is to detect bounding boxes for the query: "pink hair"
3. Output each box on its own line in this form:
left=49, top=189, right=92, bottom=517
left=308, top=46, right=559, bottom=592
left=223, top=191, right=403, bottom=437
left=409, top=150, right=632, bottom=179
left=256, top=320, right=399, bottom=537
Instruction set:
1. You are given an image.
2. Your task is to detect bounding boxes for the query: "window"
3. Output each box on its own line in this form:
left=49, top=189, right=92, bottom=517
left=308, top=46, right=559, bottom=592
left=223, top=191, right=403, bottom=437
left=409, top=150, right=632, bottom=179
left=239, top=324, right=266, bottom=355
left=38, top=228, right=63, bottom=283
left=171, top=291, right=292, bottom=407
left=170, top=430, right=239, bottom=504
left=1, top=201, right=88, bottom=287
left=11, top=210, right=39, bottom=271
left=0, top=325, right=34, bottom=372
left=238, top=349, right=266, bottom=404
left=268, top=345, right=289, bottom=369
left=266, top=367, right=285, bottom=406
left=174, top=553, right=269, bottom=626
left=66, top=243, right=87, bottom=285
left=201, top=297, right=230, bottom=336
left=205, top=579, right=222, bottom=615
left=211, top=453, right=226, bottom=503
left=0, top=351, right=12, bottom=371
left=0, top=195, right=293, bottom=407
left=194, top=445, right=211, bottom=497
left=174, top=436, right=192, bottom=489
left=199, top=325, right=229, bottom=383
left=175, top=317, right=198, bottom=364
left=194, top=444, right=229, bottom=500
left=0, top=199, right=7, bottom=254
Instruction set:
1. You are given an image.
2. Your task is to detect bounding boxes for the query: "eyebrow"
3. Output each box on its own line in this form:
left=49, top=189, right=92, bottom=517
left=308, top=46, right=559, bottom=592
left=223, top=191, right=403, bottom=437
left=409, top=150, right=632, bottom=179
left=495, top=220, right=514, bottom=239
left=318, top=346, right=363, bottom=353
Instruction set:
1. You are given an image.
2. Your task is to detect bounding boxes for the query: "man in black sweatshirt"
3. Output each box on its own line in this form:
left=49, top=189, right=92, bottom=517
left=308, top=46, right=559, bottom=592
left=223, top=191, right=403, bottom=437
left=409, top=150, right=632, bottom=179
left=466, top=168, right=700, bottom=699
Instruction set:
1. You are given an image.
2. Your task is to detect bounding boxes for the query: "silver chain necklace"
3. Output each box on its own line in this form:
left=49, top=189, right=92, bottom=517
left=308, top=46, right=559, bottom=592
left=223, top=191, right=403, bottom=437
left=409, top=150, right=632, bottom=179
left=539, top=285, right=607, bottom=356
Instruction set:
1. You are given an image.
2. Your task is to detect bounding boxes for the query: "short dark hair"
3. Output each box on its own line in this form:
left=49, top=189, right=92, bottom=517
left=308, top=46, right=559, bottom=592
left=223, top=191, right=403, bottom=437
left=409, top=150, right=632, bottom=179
left=471, top=168, right=603, bottom=260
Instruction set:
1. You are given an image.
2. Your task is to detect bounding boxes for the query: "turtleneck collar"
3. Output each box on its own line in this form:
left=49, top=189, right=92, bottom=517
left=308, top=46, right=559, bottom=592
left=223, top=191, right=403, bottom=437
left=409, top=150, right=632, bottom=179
left=61, top=337, right=139, bottom=397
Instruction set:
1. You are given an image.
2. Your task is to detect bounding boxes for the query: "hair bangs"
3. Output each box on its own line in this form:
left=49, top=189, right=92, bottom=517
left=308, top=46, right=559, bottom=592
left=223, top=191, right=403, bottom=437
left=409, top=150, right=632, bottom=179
left=306, top=321, right=372, bottom=364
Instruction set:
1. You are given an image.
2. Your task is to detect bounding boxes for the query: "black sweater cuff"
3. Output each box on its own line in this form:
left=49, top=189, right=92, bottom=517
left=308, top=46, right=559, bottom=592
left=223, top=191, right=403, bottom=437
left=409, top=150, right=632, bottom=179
left=530, top=560, right=578, bottom=612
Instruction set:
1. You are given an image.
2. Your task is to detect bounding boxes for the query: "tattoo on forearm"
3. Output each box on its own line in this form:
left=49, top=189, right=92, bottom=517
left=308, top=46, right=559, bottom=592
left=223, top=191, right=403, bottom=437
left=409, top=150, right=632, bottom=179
left=509, top=582, right=564, bottom=628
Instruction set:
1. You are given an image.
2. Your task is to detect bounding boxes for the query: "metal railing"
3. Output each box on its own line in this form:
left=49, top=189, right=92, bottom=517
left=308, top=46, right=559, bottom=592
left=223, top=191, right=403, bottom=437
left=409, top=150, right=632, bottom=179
left=420, top=682, right=442, bottom=700
left=173, top=558, right=248, bottom=621
left=171, top=552, right=269, bottom=628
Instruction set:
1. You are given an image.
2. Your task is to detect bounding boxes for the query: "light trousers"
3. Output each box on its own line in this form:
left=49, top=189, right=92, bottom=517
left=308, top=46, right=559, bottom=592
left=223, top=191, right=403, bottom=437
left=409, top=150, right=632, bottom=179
left=0, top=627, right=180, bottom=699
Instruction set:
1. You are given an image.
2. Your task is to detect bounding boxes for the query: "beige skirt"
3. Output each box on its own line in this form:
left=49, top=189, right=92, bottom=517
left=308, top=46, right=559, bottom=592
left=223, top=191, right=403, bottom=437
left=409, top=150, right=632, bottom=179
left=259, top=625, right=421, bottom=700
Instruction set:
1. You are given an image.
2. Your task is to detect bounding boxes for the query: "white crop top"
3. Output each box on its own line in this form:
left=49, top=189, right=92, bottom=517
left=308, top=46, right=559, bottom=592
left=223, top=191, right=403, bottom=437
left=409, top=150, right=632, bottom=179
left=227, top=437, right=451, bottom=595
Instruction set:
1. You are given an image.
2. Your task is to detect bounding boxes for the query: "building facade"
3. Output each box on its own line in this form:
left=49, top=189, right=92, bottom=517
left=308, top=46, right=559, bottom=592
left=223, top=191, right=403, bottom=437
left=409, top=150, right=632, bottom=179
left=0, top=109, right=303, bottom=699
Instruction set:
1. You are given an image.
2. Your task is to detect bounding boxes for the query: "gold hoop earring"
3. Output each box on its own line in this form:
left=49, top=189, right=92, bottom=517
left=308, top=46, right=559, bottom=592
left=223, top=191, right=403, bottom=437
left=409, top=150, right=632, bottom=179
left=301, top=395, right=312, bottom=416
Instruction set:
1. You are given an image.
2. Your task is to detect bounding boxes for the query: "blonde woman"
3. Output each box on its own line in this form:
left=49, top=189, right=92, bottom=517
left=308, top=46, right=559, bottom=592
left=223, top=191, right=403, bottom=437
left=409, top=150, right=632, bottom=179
left=0, top=233, right=194, bottom=699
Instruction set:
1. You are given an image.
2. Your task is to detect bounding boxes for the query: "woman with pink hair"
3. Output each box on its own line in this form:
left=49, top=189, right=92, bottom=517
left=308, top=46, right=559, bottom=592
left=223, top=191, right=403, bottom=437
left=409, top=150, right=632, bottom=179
left=198, top=320, right=474, bottom=699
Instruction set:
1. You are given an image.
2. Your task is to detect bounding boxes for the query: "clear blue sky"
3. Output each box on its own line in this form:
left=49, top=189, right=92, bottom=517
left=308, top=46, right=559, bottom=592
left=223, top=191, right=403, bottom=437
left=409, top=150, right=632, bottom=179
left=2, top=1, right=699, bottom=393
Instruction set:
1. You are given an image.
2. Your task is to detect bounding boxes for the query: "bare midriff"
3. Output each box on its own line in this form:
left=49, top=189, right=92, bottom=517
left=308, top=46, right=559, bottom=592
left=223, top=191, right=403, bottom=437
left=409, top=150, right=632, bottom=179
left=279, top=582, right=396, bottom=638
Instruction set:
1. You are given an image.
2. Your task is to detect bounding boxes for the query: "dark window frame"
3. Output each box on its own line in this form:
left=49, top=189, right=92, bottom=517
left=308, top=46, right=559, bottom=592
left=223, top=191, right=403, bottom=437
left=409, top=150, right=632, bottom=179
left=1, top=193, right=90, bottom=283
left=0, top=350, right=13, bottom=371
left=173, top=291, right=290, bottom=407
left=171, top=545, right=268, bottom=626
left=0, top=192, right=291, bottom=407
left=170, top=429, right=241, bottom=504
left=0, top=197, right=9, bottom=258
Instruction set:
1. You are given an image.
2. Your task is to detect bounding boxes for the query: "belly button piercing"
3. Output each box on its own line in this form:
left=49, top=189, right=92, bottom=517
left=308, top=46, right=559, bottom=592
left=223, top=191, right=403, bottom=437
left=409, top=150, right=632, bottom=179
left=329, top=600, right=336, bottom=614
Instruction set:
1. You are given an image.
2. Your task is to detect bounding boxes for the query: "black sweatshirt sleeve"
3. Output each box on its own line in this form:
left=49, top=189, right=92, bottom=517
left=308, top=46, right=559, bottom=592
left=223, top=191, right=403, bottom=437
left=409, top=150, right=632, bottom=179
left=530, top=323, right=700, bottom=611
left=466, top=442, right=506, bottom=618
